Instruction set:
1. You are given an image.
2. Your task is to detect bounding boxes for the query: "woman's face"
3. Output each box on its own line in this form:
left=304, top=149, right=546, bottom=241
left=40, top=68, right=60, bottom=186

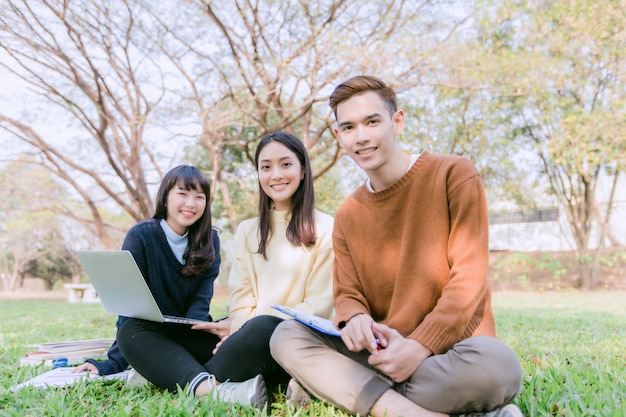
left=165, top=182, right=206, bottom=235
left=257, top=141, right=304, bottom=212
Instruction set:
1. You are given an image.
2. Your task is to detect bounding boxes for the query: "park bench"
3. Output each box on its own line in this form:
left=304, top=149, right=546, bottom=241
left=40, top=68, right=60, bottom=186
left=63, top=283, right=100, bottom=303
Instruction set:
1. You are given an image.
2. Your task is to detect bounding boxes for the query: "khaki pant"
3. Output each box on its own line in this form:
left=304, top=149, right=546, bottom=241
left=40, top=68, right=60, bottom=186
left=270, top=320, right=522, bottom=416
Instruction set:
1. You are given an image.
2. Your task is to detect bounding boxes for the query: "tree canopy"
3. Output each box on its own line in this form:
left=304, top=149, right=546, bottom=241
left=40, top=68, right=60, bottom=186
left=1, top=0, right=624, bottom=289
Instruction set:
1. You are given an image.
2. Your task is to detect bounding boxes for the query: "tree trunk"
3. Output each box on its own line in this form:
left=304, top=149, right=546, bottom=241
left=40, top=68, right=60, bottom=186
left=219, top=179, right=238, bottom=234
left=577, top=250, right=594, bottom=289
left=8, top=270, right=23, bottom=292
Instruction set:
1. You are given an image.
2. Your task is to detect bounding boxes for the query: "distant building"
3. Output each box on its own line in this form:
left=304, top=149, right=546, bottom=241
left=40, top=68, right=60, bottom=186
left=489, top=202, right=626, bottom=251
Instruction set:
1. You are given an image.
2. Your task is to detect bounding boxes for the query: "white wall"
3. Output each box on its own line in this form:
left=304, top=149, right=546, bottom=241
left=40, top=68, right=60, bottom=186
left=489, top=201, right=626, bottom=251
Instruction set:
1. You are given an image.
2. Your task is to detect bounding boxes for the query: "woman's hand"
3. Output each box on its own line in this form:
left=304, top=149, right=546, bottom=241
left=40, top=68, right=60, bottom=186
left=192, top=317, right=233, bottom=355
left=73, top=362, right=99, bottom=374
left=210, top=335, right=229, bottom=355
left=192, top=316, right=233, bottom=339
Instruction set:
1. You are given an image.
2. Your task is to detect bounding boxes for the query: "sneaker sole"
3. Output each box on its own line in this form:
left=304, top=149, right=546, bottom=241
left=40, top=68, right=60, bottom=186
left=249, top=375, right=269, bottom=409
left=500, top=404, right=524, bottom=417
left=286, top=378, right=311, bottom=408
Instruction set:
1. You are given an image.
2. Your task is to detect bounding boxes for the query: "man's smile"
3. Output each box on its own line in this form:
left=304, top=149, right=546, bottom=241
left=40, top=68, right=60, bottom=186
left=356, top=147, right=377, bottom=155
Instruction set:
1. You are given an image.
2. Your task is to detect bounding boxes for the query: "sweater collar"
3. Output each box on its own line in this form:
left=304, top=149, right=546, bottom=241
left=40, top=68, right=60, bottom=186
left=160, top=218, right=189, bottom=264
left=355, top=151, right=429, bottom=202
left=271, top=208, right=291, bottom=224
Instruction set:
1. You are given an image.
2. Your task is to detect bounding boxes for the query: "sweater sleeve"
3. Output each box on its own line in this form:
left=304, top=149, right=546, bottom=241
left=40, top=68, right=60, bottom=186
left=86, top=316, right=129, bottom=375
left=332, top=208, right=372, bottom=328
left=185, top=230, right=221, bottom=321
left=121, top=224, right=149, bottom=278
left=289, top=215, right=334, bottom=319
left=227, top=224, right=257, bottom=332
left=409, top=163, right=492, bottom=353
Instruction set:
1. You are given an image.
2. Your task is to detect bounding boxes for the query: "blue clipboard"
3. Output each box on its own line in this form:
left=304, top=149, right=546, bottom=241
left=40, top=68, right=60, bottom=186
left=271, top=304, right=341, bottom=337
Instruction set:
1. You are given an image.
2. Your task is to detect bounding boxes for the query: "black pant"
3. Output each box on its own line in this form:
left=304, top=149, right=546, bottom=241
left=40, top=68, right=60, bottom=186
left=117, top=315, right=290, bottom=393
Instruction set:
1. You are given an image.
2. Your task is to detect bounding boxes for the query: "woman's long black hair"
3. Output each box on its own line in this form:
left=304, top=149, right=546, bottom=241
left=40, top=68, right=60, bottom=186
left=153, top=165, right=216, bottom=276
left=254, top=132, right=316, bottom=259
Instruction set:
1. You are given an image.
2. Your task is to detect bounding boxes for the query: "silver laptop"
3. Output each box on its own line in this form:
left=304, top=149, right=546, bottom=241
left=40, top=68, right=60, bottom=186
left=75, top=250, right=209, bottom=325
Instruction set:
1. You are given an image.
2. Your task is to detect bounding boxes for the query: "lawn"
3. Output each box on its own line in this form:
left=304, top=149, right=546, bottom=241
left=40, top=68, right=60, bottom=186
left=1, top=291, right=624, bottom=416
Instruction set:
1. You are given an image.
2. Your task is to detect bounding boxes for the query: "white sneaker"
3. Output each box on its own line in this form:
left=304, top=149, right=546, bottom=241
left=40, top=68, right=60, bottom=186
left=214, top=374, right=268, bottom=409
left=460, top=404, right=524, bottom=417
left=286, top=378, right=311, bottom=407
left=126, top=368, right=149, bottom=388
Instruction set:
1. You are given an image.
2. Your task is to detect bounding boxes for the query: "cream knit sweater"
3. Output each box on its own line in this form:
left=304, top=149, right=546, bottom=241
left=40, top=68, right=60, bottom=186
left=227, top=208, right=334, bottom=332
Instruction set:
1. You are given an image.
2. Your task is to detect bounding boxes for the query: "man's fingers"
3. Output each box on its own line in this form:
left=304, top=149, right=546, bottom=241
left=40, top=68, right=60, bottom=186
left=371, top=322, right=392, bottom=348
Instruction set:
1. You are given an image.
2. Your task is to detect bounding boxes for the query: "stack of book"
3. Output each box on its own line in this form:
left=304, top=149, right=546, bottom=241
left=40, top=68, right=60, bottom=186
left=20, top=338, right=114, bottom=367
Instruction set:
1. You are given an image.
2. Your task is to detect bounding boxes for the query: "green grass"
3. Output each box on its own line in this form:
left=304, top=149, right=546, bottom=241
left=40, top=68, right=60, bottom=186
left=492, top=292, right=625, bottom=417
left=1, top=292, right=624, bottom=416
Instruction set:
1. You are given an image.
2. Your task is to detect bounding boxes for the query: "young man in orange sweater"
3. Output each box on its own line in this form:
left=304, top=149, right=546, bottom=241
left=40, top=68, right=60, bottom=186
left=270, top=75, right=523, bottom=417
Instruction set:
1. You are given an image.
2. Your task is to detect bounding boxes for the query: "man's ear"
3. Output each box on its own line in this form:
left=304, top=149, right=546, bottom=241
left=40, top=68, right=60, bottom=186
left=334, top=127, right=346, bottom=148
left=393, top=109, right=405, bottom=135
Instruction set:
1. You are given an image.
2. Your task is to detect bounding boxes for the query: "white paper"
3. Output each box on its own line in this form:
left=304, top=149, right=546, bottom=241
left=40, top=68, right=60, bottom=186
left=13, top=367, right=129, bottom=391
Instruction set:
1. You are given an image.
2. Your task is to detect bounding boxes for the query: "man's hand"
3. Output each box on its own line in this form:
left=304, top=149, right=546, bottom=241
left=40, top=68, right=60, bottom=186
left=341, top=314, right=380, bottom=353
left=367, top=322, right=432, bottom=382
left=73, top=362, right=99, bottom=374
left=191, top=316, right=232, bottom=339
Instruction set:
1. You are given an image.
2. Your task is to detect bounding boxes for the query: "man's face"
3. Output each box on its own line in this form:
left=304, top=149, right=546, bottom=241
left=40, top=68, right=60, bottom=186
left=334, top=91, right=404, bottom=173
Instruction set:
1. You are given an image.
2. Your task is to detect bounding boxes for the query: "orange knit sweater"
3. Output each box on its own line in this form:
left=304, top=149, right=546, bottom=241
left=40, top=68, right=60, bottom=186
left=332, top=152, right=496, bottom=354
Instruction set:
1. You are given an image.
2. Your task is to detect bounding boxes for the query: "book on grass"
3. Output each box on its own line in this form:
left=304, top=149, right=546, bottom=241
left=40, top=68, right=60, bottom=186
left=20, top=347, right=108, bottom=367
left=12, top=367, right=129, bottom=391
left=271, top=304, right=341, bottom=337
left=32, top=338, right=114, bottom=353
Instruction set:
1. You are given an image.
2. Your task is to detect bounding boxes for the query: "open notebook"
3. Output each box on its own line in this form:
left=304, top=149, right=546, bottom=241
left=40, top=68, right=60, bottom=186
left=76, top=250, right=209, bottom=325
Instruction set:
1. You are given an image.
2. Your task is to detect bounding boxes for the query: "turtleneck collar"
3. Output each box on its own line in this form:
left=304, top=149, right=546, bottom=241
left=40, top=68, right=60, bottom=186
left=160, top=218, right=189, bottom=264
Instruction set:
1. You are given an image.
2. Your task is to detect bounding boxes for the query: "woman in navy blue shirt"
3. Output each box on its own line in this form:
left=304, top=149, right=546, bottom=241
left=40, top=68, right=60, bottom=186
left=74, top=165, right=220, bottom=375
